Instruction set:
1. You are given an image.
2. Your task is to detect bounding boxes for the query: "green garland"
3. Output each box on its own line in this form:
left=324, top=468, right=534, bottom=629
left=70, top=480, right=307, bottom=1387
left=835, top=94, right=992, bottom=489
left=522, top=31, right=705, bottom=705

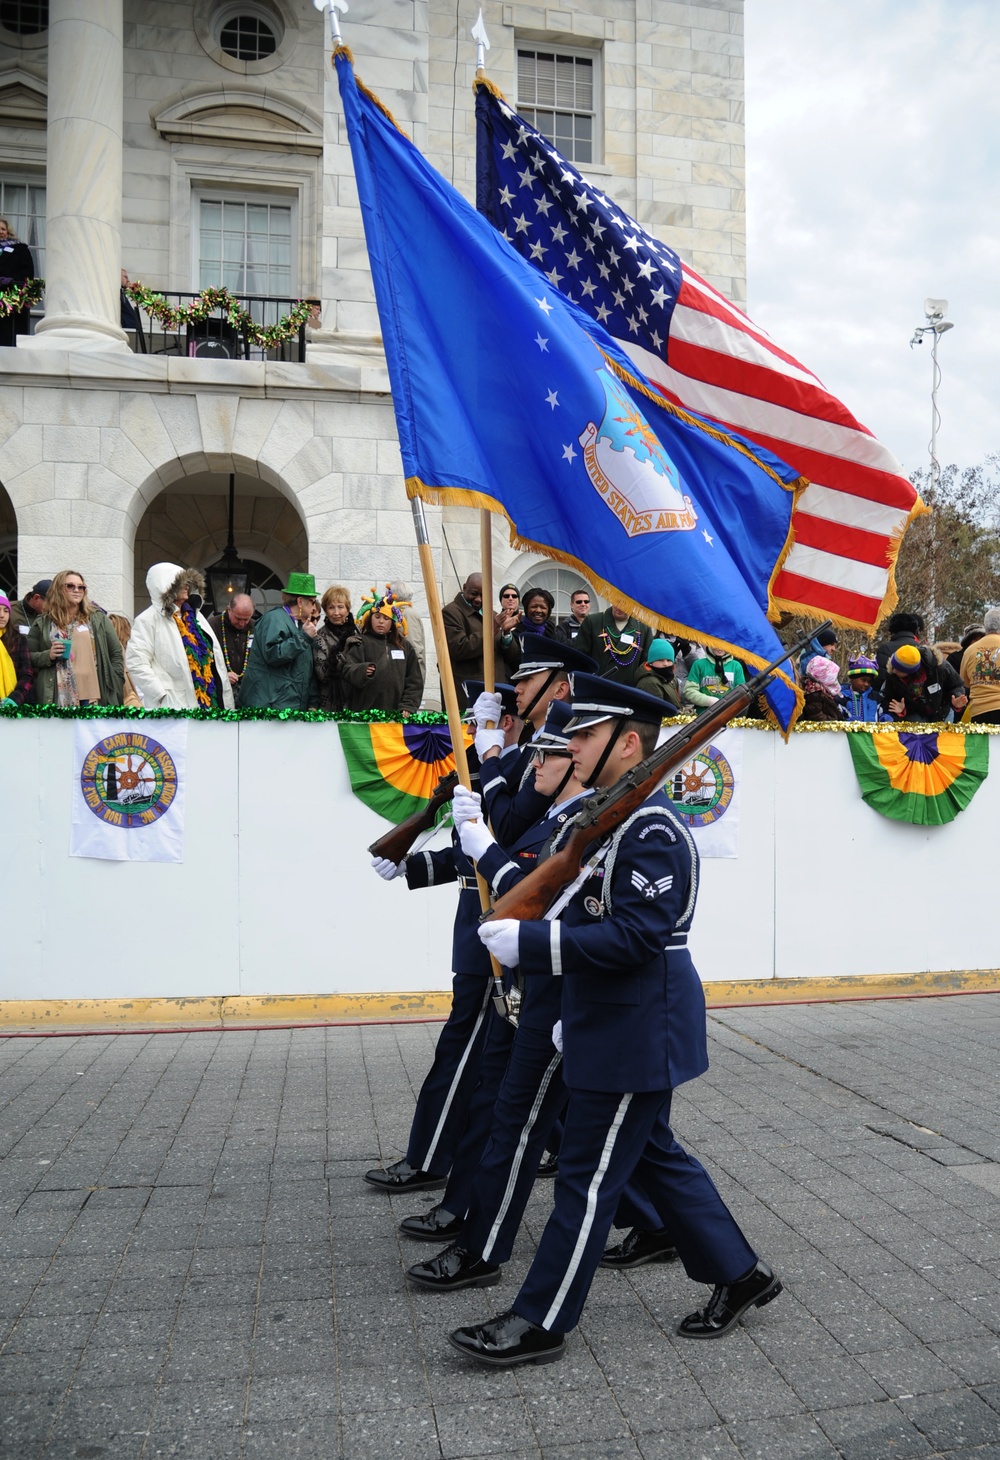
left=3, top=703, right=999, bottom=734
left=124, top=283, right=313, bottom=349
left=0, top=278, right=44, bottom=317
left=0, top=704, right=449, bottom=724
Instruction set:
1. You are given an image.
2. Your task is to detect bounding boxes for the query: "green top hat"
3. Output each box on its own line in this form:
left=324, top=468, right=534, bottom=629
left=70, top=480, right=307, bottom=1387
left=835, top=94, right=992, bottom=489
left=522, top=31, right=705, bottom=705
left=283, top=571, right=317, bottom=598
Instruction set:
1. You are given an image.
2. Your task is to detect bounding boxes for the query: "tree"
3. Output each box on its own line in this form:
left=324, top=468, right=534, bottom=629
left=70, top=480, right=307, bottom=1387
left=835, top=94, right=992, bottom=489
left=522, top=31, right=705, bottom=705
left=895, top=455, right=1000, bottom=642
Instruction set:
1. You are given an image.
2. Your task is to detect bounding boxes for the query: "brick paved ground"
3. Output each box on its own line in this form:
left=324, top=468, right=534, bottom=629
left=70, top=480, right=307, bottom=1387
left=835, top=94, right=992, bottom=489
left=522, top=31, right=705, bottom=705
left=1, top=993, right=1000, bottom=1458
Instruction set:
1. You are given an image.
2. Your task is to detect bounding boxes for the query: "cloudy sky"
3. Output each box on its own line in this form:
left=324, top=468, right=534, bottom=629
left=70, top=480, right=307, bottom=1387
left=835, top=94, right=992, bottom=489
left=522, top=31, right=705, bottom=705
left=744, top=0, right=999, bottom=478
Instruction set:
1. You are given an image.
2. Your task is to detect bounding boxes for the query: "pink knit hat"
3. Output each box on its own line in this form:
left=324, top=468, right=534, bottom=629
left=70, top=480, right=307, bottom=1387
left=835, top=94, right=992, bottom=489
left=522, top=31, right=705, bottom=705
left=805, top=655, right=840, bottom=692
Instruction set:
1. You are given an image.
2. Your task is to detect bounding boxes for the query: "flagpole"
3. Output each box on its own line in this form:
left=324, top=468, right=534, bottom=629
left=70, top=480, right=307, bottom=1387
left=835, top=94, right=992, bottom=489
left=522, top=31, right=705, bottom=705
left=410, top=496, right=472, bottom=788
left=480, top=511, right=495, bottom=698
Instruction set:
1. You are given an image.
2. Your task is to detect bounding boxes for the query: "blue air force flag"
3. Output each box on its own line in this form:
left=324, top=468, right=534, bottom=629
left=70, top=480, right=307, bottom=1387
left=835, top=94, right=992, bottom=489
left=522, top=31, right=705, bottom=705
left=334, top=52, right=802, bottom=728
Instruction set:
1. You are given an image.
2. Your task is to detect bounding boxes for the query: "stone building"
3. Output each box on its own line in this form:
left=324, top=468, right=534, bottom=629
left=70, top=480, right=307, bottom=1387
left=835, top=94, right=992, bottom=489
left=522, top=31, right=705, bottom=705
left=0, top=0, right=745, bottom=647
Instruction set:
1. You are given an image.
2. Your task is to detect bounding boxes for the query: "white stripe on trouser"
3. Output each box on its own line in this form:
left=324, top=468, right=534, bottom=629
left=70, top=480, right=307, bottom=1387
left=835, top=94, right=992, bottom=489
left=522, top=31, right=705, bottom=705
left=481, top=1052, right=563, bottom=1261
left=418, top=982, right=491, bottom=1170
left=542, top=1092, right=633, bottom=1331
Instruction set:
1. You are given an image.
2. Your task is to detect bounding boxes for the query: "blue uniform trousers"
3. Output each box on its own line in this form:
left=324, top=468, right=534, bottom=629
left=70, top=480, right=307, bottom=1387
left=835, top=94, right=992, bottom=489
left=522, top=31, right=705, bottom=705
left=461, top=1023, right=569, bottom=1264
left=514, top=1089, right=757, bottom=1333
left=437, top=1003, right=517, bottom=1219
left=404, top=971, right=494, bottom=1175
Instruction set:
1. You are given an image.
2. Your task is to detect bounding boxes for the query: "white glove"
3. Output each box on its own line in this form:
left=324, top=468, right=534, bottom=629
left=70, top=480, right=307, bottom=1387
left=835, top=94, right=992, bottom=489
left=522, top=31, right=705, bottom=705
left=459, top=817, right=495, bottom=863
left=478, top=918, right=520, bottom=968
left=471, top=690, right=503, bottom=727
left=370, top=855, right=406, bottom=881
left=451, top=784, right=483, bottom=829
left=552, top=1019, right=563, bottom=1054
left=475, top=726, right=506, bottom=759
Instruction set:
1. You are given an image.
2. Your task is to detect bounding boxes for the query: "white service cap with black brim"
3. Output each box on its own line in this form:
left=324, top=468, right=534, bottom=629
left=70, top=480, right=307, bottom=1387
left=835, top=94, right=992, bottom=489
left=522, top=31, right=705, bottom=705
left=564, top=672, right=672, bottom=733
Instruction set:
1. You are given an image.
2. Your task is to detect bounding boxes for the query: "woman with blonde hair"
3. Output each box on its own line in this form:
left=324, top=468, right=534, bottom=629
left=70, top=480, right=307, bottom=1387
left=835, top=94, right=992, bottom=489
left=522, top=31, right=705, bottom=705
left=313, top=583, right=355, bottom=711
left=27, top=570, right=124, bottom=706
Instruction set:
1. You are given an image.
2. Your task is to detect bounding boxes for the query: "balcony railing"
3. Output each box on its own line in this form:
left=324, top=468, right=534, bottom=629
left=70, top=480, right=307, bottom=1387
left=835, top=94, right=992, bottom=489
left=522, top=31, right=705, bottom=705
left=125, top=290, right=313, bottom=364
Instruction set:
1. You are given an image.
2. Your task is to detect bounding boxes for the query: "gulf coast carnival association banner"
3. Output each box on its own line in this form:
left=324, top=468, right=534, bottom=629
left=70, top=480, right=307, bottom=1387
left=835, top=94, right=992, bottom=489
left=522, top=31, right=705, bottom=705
left=666, top=729, right=743, bottom=859
left=71, top=720, right=187, bottom=862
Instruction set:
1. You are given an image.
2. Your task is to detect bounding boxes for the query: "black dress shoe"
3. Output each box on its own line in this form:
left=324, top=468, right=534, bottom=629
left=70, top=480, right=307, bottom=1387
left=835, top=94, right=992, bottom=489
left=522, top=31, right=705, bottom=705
left=600, top=1227, right=678, bottom=1269
left=677, top=1260, right=782, bottom=1339
left=536, top=1151, right=558, bottom=1178
left=363, top=1159, right=447, bottom=1192
left=406, top=1242, right=501, bottom=1292
left=399, top=1204, right=465, bottom=1242
left=449, top=1308, right=565, bottom=1367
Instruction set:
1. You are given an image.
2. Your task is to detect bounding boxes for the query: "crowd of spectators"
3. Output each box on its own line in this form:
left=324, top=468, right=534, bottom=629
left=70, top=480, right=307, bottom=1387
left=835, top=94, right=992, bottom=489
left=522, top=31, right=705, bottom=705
left=0, top=566, right=426, bottom=716
left=6, top=563, right=1000, bottom=731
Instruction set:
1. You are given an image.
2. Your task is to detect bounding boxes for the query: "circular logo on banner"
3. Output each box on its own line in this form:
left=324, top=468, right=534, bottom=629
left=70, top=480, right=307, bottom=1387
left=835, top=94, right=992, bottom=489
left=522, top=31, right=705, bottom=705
left=667, top=743, right=734, bottom=828
left=80, top=733, right=178, bottom=829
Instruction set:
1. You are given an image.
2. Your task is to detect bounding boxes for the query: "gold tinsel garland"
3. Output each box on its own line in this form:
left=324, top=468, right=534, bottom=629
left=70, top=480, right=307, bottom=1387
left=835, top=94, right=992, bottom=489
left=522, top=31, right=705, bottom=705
left=123, top=283, right=313, bottom=349
left=0, top=278, right=44, bottom=316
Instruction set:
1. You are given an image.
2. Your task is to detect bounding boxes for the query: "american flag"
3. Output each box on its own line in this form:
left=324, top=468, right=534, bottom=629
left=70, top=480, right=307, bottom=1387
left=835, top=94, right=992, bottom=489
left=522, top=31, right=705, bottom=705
left=475, top=83, right=923, bottom=631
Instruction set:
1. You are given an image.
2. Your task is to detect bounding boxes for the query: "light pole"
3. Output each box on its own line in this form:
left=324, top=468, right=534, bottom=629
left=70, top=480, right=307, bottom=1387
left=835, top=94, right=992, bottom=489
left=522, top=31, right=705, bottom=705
left=909, top=297, right=954, bottom=494
left=909, top=299, right=954, bottom=639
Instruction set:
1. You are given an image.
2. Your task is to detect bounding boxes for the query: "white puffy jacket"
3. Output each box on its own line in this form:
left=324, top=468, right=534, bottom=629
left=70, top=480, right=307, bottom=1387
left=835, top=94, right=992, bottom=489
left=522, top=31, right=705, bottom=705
left=127, top=562, right=235, bottom=710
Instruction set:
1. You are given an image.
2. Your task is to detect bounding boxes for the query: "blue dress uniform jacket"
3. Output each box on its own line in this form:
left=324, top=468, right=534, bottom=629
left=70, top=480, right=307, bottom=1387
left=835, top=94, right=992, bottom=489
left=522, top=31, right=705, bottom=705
left=518, top=790, right=708, bottom=1094
left=479, top=747, right=550, bottom=845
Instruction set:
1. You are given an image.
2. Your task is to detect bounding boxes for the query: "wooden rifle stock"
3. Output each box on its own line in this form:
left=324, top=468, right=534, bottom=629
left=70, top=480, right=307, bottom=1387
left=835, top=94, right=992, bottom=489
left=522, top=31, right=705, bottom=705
left=486, top=623, right=825, bottom=923
left=368, top=770, right=459, bottom=863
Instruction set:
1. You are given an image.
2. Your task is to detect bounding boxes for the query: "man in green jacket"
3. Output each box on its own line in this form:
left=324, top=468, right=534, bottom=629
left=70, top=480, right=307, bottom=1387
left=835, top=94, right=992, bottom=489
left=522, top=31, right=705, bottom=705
left=240, top=573, right=318, bottom=710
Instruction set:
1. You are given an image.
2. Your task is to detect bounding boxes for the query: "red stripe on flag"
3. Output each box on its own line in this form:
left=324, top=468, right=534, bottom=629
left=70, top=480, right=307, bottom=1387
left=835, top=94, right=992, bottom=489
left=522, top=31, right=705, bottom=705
left=770, top=570, right=885, bottom=626
left=790, top=512, right=894, bottom=569
left=667, top=337, right=866, bottom=433
left=651, top=379, right=916, bottom=513
left=677, top=276, right=829, bottom=383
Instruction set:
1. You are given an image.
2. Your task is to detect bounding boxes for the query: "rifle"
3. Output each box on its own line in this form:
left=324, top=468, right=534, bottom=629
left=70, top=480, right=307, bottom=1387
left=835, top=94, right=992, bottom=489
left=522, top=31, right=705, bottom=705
left=368, top=770, right=459, bottom=863
left=485, top=625, right=826, bottom=923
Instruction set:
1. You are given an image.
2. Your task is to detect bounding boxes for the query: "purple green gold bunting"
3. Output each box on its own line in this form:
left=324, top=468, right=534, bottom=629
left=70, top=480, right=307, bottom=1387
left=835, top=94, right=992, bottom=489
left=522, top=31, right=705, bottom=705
left=337, top=721, right=471, bottom=823
left=847, top=729, right=989, bottom=825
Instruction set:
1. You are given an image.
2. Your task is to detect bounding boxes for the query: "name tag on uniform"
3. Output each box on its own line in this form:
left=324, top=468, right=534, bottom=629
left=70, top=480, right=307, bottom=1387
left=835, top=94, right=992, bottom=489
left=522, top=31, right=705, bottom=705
left=391, top=649, right=405, bottom=659
left=18, top=624, right=28, bottom=634
left=927, top=682, right=939, bottom=694
left=619, top=632, right=634, bottom=646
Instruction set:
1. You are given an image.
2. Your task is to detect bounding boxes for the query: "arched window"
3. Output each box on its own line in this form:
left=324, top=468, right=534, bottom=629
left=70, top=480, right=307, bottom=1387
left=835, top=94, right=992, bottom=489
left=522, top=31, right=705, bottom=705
left=517, top=564, right=594, bottom=622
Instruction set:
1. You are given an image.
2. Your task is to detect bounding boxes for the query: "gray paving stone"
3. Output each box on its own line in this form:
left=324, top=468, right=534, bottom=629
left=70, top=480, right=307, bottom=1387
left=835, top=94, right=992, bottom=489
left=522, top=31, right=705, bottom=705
left=898, top=1389, right=1000, bottom=1450
left=816, top=1399, right=937, bottom=1457
left=3, top=1000, right=1000, bottom=1459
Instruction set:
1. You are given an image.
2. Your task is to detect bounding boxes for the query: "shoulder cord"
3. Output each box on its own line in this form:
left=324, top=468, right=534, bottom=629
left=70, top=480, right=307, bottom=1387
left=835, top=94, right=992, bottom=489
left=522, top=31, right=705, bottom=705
left=600, top=801, right=699, bottom=930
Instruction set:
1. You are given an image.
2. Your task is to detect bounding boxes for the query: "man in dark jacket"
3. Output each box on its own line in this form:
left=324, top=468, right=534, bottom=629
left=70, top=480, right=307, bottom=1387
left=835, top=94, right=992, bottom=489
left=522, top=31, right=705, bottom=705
left=874, top=612, right=924, bottom=682
left=442, top=573, right=485, bottom=712
left=554, top=588, right=592, bottom=644
left=240, top=572, right=318, bottom=710
left=573, top=605, right=653, bottom=687
left=880, top=642, right=967, bottom=722
left=8, top=579, right=50, bottom=635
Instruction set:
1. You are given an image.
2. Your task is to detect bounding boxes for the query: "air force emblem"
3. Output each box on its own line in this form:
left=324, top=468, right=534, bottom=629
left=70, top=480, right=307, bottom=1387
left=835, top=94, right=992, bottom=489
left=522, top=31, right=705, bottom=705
left=630, top=870, right=674, bottom=900
left=580, top=369, right=697, bottom=539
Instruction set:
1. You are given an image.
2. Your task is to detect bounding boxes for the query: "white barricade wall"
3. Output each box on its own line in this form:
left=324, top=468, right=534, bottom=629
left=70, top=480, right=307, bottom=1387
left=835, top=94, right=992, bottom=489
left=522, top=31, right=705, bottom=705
left=1, top=719, right=996, bottom=1001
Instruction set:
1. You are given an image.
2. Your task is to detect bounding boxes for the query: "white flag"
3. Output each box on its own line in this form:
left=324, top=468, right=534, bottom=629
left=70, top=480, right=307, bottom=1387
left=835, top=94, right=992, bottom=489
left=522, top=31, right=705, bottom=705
left=71, top=720, right=187, bottom=862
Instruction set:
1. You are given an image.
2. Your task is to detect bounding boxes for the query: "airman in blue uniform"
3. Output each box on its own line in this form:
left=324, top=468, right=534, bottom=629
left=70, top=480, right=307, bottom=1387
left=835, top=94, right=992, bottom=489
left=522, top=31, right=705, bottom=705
left=363, top=683, right=523, bottom=1193
left=447, top=673, right=781, bottom=1366
left=402, top=700, right=584, bottom=1257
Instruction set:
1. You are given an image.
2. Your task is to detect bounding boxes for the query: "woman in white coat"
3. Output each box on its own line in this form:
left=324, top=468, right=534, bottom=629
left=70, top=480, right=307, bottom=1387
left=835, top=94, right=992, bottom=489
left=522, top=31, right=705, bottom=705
left=127, top=563, right=235, bottom=710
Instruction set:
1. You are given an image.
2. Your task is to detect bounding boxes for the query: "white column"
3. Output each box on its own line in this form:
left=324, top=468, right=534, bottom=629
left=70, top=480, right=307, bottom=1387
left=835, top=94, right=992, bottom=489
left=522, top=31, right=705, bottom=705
left=21, top=0, right=127, bottom=352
